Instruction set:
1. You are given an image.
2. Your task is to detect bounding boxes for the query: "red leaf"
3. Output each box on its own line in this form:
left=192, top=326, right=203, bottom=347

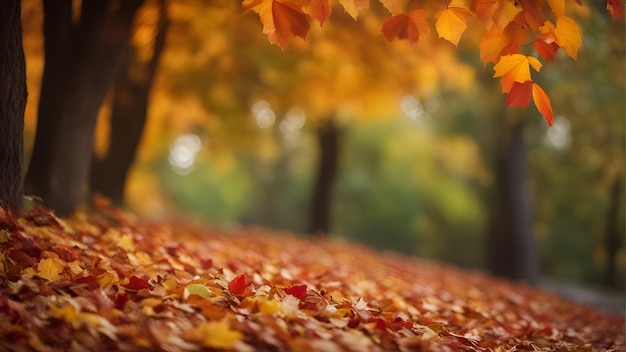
left=534, top=39, right=559, bottom=62
left=285, top=284, right=308, bottom=300
left=200, top=257, right=213, bottom=269
left=128, top=275, right=152, bottom=291
left=381, top=9, right=429, bottom=45
left=228, top=274, right=250, bottom=296
left=308, top=0, right=331, bottom=26
left=607, top=0, right=625, bottom=19
left=507, top=80, right=533, bottom=108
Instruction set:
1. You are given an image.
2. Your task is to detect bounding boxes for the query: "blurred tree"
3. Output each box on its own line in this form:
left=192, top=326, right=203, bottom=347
left=91, top=0, right=168, bottom=205
left=0, top=0, right=27, bottom=212
left=23, top=0, right=143, bottom=214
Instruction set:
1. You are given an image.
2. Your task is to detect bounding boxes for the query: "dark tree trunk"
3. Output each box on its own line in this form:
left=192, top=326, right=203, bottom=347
left=604, top=173, right=623, bottom=286
left=91, top=0, right=168, bottom=205
left=0, top=0, right=27, bottom=212
left=24, top=0, right=143, bottom=215
left=486, top=119, right=539, bottom=284
left=309, top=117, right=340, bottom=235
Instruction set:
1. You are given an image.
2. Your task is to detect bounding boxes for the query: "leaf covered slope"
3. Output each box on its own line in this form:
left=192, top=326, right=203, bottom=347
left=0, top=202, right=623, bottom=351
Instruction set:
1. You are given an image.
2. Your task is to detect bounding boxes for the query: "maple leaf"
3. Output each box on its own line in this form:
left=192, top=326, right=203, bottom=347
left=435, top=6, right=473, bottom=46
left=532, top=82, right=553, bottom=126
left=507, top=80, right=533, bottom=108
left=187, top=321, right=244, bottom=349
left=381, top=9, right=429, bottom=45
left=555, top=16, right=581, bottom=59
left=607, top=0, right=625, bottom=19
left=128, top=275, right=152, bottom=290
left=37, top=257, right=65, bottom=281
left=228, top=273, right=250, bottom=296
left=534, top=20, right=559, bottom=61
left=479, top=26, right=507, bottom=64
left=285, top=284, right=308, bottom=300
left=338, top=0, right=369, bottom=18
left=493, top=54, right=542, bottom=93
left=307, top=0, right=331, bottom=26
left=380, top=0, right=407, bottom=15
left=242, top=0, right=310, bottom=48
left=517, top=0, right=547, bottom=30
left=547, top=0, right=565, bottom=18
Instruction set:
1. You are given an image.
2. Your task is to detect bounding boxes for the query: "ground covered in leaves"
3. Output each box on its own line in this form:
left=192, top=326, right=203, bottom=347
left=0, top=201, right=624, bottom=352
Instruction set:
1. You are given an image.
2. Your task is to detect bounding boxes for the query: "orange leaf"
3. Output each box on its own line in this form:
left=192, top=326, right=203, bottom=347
left=479, top=26, right=506, bottom=64
left=338, top=0, right=369, bottom=18
left=435, top=6, right=473, bottom=46
left=547, top=0, right=565, bottom=18
left=380, top=0, right=407, bottom=15
left=607, top=0, right=625, bottom=19
left=507, top=81, right=533, bottom=108
left=242, top=0, right=310, bottom=48
left=555, top=16, right=581, bottom=60
left=532, top=83, right=553, bottom=126
left=308, top=0, right=331, bottom=26
left=493, top=54, right=542, bottom=93
left=381, top=9, right=429, bottom=45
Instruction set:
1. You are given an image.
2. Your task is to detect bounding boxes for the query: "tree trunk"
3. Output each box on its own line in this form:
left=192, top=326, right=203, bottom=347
left=0, top=0, right=27, bottom=212
left=309, top=117, right=340, bottom=235
left=91, top=0, right=168, bottom=205
left=486, top=118, right=539, bottom=284
left=24, top=0, right=143, bottom=215
left=604, top=173, right=623, bottom=286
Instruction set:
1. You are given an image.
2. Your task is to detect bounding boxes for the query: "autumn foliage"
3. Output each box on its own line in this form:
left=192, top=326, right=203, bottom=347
left=243, top=0, right=623, bottom=126
left=0, top=200, right=624, bottom=351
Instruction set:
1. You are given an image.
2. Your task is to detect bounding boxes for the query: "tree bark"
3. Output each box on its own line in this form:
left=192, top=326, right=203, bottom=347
left=309, top=117, right=340, bottom=235
left=0, top=0, right=27, bottom=212
left=486, top=119, right=539, bottom=284
left=91, top=0, right=168, bottom=205
left=24, top=0, right=143, bottom=215
left=604, top=173, right=623, bottom=286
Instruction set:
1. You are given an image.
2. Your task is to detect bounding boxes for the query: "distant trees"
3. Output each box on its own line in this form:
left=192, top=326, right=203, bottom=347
left=0, top=0, right=27, bottom=212
left=24, top=0, right=143, bottom=214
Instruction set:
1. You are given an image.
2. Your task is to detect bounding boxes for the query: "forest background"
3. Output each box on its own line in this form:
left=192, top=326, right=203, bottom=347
left=19, top=0, right=625, bottom=291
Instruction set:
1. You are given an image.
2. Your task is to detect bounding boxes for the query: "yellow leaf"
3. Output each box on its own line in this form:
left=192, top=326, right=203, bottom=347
left=37, top=258, right=65, bottom=281
left=188, top=321, right=243, bottom=349
left=547, top=0, right=565, bottom=18
left=493, top=54, right=542, bottom=93
left=435, top=6, right=473, bottom=46
left=49, top=303, right=79, bottom=322
left=338, top=0, right=369, bottom=18
left=555, top=16, right=581, bottom=59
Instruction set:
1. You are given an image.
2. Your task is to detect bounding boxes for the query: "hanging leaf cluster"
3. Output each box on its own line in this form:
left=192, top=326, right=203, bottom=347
left=242, top=0, right=623, bottom=126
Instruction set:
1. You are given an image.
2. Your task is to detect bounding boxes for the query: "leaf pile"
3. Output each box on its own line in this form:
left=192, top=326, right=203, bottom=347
left=0, top=202, right=623, bottom=351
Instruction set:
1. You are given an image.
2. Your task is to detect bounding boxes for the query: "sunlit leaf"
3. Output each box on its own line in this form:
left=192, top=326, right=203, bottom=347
left=435, top=6, right=473, bottom=46
left=493, top=54, right=542, bottom=93
left=547, top=0, right=565, bottom=18
left=479, top=26, right=506, bottom=64
left=188, top=321, right=244, bottom=349
left=242, top=0, right=310, bottom=48
left=532, top=82, right=553, bottom=126
left=338, top=0, right=369, bottom=18
left=555, top=16, right=581, bottom=59
left=37, top=257, right=64, bottom=281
